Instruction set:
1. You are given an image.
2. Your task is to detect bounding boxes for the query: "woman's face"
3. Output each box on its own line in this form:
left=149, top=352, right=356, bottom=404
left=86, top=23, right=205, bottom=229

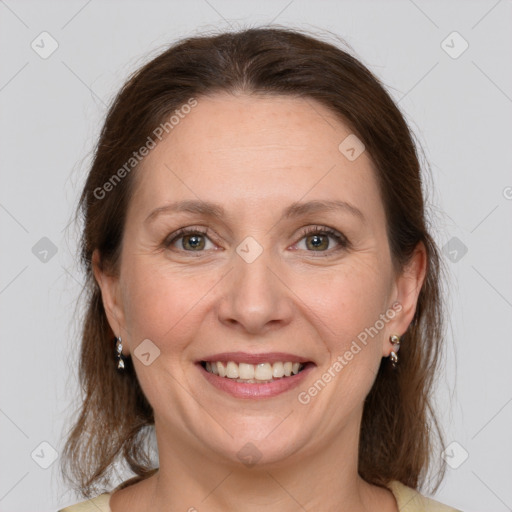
left=96, top=93, right=424, bottom=467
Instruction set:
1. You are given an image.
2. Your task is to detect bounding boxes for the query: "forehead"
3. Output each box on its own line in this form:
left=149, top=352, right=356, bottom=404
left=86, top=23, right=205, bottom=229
left=129, top=93, right=384, bottom=226
left=153, top=93, right=354, bottom=167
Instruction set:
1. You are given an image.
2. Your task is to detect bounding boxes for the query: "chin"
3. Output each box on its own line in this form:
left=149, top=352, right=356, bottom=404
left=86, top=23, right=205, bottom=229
left=203, top=424, right=310, bottom=469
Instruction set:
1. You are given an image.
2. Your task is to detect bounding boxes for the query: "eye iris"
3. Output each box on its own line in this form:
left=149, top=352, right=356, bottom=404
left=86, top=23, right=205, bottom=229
left=183, top=234, right=205, bottom=250
left=306, top=234, right=328, bottom=251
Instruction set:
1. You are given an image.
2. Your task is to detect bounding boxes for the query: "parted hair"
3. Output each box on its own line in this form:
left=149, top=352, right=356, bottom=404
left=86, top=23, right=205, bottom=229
left=60, top=26, right=446, bottom=498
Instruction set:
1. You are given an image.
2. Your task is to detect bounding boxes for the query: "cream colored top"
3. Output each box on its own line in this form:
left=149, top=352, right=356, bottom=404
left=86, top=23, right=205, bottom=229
left=58, top=480, right=462, bottom=511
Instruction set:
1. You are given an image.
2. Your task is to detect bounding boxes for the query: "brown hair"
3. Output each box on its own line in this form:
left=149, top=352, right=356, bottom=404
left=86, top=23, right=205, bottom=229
left=60, top=26, right=446, bottom=498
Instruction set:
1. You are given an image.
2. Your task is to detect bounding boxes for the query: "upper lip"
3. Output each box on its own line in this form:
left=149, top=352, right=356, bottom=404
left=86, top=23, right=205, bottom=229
left=198, top=352, right=313, bottom=365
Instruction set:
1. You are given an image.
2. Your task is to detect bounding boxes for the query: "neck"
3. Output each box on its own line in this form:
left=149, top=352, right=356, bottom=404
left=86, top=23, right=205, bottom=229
left=139, top=418, right=397, bottom=512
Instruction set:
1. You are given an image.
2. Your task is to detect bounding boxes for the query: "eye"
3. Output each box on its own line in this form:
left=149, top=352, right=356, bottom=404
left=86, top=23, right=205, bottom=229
left=163, top=225, right=349, bottom=255
left=293, top=225, right=349, bottom=253
left=164, top=227, right=216, bottom=252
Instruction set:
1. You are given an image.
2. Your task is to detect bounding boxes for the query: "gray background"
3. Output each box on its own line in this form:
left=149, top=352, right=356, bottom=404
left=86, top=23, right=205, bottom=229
left=0, top=1, right=511, bottom=511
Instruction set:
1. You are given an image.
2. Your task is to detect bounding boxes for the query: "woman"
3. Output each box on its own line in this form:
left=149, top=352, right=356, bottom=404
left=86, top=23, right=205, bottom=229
left=58, top=27, right=461, bottom=511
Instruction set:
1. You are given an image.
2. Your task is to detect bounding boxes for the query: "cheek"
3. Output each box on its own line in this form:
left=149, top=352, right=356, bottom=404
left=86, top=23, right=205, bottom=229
left=293, top=261, right=391, bottom=348
left=296, top=267, right=390, bottom=411
left=121, top=257, right=220, bottom=353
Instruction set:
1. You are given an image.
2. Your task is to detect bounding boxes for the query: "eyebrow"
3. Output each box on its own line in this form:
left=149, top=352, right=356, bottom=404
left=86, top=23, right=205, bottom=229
left=144, top=199, right=365, bottom=225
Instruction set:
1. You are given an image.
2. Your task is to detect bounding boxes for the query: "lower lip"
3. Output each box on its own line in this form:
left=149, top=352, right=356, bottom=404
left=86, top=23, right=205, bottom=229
left=197, top=362, right=314, bottom=399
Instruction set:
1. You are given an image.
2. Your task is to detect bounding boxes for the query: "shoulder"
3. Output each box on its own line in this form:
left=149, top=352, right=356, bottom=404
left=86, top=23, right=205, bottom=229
left=386, top=481, right=462, bottom=512
left=59, top=472, right=156, bottom=511
left=58, top=493, right=111, bottom=512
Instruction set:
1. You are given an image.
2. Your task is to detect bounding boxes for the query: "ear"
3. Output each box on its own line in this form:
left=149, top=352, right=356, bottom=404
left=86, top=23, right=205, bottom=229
left=92, top=249, right=128, bottom=354
left=382, top=241, right=427, bottom=356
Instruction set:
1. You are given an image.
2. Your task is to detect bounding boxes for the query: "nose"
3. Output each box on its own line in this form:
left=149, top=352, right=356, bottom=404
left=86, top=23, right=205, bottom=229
left=216, top=247, right=293, bottom=336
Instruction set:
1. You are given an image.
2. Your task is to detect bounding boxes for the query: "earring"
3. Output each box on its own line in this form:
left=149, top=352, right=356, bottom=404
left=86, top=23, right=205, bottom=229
left=389, top=334, right=401, bottom=369
left=116, top=336, right=127, bottom=370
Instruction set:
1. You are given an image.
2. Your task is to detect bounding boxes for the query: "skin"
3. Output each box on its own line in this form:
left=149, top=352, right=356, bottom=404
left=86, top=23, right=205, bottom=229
left=94, top=93, right=426, bottom=512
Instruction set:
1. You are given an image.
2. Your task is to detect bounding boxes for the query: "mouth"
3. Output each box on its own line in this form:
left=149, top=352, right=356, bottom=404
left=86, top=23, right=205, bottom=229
left=200, top=360, right=310, bottom=383
left=196, top=352, right=315, bottom=399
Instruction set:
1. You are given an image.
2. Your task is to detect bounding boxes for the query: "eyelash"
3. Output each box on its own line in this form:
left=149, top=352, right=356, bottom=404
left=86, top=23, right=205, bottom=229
left=164, top=225, right=350, bottom=256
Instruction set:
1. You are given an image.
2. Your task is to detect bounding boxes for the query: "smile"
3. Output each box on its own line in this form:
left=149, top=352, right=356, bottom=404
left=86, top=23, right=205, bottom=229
left=201, top=360, right=305, bottom=383
left=197, top=353, right=315, bottom=398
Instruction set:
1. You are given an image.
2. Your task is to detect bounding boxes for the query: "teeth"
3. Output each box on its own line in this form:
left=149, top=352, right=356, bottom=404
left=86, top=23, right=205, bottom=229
left=204, top=361, right=305, bottom=381
left=226, top=361, right=239, bottom=378
left=239, top=363, right=255, bottom=379
left=255, top=363, right=273, bottom=380
left=272, top=362, right=285, bottom=378
left=217, top=361, right=226, bottom=377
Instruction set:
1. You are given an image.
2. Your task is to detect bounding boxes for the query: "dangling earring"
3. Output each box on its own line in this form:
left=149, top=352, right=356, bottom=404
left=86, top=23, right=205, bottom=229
left=116, top=336, right=127, bottom=370
left=389, top=334, right=401, bottom=369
